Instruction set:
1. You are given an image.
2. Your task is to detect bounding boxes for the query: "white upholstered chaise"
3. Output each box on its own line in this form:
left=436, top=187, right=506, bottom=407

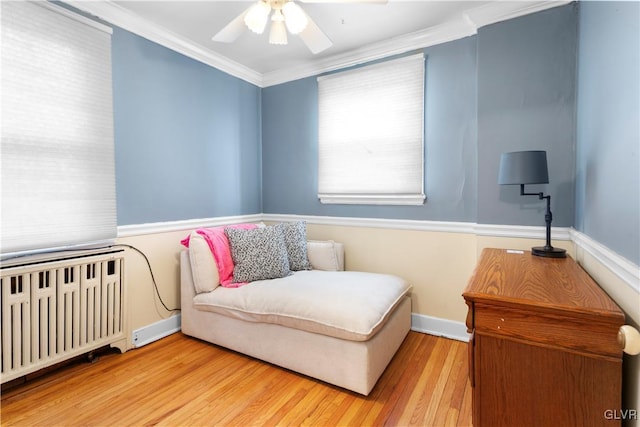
left=180, top=235, right=411, bottom=395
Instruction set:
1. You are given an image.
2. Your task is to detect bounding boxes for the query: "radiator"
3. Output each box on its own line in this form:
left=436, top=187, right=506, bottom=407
left=1, top=250, right=127, bottom=383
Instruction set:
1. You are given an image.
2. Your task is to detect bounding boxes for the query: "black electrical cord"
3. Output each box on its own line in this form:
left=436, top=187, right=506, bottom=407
left=113, top=243, right=180, bottom=313
left=1, top=242, right=180, bottom=312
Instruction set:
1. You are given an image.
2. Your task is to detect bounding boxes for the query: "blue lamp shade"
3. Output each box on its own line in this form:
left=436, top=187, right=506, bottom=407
left=498, top=151, right=549, bottom=185
left=496, top=149, right=566, bottom=258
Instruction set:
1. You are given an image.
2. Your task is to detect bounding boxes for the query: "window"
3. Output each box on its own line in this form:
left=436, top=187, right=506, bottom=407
left=1, top=2, right=116, bottom=256
left=317, top=53, right=425, bottom=205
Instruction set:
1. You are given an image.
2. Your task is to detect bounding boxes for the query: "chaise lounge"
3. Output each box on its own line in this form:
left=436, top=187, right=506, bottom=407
left=180, top=223, right=412, bottom=395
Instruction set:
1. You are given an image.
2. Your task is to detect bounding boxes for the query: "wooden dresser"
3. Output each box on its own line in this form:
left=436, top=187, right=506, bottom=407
left=463, top=248, right=625, bottom=427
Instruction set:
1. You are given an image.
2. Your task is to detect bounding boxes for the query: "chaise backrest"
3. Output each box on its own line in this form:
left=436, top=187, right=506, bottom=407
left=306, top=240, right=344, bottom=272
left=183, top=235, right=345, bottom=296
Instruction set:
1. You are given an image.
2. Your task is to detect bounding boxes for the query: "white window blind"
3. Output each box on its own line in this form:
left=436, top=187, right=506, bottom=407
left=1, top=1, right=116, bottom=256
left=317, top=53, right=425, bottom=205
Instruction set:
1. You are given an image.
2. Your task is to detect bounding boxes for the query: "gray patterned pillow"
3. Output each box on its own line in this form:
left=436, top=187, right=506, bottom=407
left=225, top=224, right=291, bottom=283
left=281, top=221, right=312, bottom=271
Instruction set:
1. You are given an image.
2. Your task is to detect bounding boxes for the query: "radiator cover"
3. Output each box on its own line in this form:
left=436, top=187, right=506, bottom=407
left=1, top=250, right=127, bottom=383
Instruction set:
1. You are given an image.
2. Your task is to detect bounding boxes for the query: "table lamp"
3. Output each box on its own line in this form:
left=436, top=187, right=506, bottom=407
left=498, top=150, right=566, bottom=258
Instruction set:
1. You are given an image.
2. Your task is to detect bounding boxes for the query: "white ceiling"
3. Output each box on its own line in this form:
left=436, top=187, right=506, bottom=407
left=67, top=1, right=569, bottom=87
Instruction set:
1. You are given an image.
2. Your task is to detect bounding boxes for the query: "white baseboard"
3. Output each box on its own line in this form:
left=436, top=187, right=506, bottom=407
left=132, top=312, right=467, bottom=348
left=132, top=314, right=181, bottom=348
left=411, top=313, right=470, bottom=342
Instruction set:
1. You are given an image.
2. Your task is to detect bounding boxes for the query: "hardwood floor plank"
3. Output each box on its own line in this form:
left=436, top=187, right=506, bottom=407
left=334, top=393, right=370, bottom=426
left=224, top=369, right=305, bottom=426
left=458, top=378, right=474, bottom=427
left=262, top=385, right=311, bottom=427
left=380, top=333, right=440, bottom=426
left=431, top=342, right=467, bottom=426
left=442, top=344, right=472, bottom=426
left=159, top=359, right=274, bottom=425
left=366, top=333, right=432, bottom=426
left=279, top=382, right=336, bottom=426
left=320, top=387, right=358, bottom=426
left=1, top=332, right=472, bottom=426
left=300, top=386, right=351, bottom=427
left=397, top=338, right=453, bottom=426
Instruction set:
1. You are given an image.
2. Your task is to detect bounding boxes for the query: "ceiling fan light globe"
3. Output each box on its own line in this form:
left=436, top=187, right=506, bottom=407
left=244, top=1, right=271, bottom=34
left=269, top=19, right=288, bottom=45
left=282, top=2, right=308, bottom=34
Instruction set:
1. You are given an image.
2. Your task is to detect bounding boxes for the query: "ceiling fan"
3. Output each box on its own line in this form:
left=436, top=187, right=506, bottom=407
left=212, top=0, right=385, bottom=55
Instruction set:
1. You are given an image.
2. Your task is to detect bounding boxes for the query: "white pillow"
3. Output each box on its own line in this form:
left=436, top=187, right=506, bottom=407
left=306, top=240, right=340, bottom=271
left=188, top=231, right=219, bottom=293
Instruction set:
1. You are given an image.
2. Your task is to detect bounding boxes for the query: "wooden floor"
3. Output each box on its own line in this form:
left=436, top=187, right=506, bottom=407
left=1, top=331, right=472, bottom=426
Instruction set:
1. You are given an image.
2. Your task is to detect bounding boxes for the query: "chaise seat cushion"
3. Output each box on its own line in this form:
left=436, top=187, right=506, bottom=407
left=193, top=270, right=411, bottom=342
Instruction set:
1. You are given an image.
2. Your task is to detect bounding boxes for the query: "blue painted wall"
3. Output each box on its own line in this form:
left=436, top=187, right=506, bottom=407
left=262, top=36, right=478, bottom=222
left=263, top=4, right=579, bottom=227
left=575, top=1, right=640, bottom=265
left=108, top=3, right=639, bottom=265
left=112, top=28, right=262, bottom=225
left=476, top=4, right=578, bottom=228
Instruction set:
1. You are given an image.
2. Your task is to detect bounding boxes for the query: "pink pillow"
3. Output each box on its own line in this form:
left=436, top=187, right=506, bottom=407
left=181, top=223, right=258, bottom=287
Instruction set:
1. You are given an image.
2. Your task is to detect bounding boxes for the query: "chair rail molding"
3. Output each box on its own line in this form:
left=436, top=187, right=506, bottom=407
left=571, top=229, right=640, bottom=294
left=117, top=213, right=638, bottom=296
left=117, top=214, right=263, bottom=237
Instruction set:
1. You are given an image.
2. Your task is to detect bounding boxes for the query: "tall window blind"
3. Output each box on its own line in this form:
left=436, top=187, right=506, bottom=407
left=317, top=53, right=425, bottom=205
left=1, top=1, right=116, bottom=256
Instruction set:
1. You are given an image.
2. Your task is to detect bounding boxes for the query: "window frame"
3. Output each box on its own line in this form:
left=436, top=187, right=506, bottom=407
left=317, top=53, right=426, bottom=206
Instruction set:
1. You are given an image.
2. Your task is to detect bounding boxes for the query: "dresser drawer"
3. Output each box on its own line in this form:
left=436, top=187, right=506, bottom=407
left=463, top=249, right=624, bottom=427
left=473, top=300, right=622, bottom=359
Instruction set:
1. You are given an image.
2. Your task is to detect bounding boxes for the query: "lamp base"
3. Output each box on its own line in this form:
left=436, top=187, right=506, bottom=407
left=532, top=246, right=566, bottom=258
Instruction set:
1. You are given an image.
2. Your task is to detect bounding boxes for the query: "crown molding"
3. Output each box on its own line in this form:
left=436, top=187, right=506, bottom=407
left=38, top=1, right=113, bottom=34
left=63, top=0, right=570, bottom=89
left=261, top=0, right=571, bottom=87
left=464, top=0, right=572, bottom=29
left=261, top=16, right=476, bottom=87
left=63, top=0, right=263, bottom=87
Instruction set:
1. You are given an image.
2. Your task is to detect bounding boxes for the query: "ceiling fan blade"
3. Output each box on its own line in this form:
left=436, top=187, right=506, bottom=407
left=212, top=9, right=249, bottom=43
left=299, top=12, right=332, bottom=54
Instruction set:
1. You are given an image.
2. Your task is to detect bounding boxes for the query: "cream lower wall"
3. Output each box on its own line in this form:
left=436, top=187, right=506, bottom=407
left=118, top=222, right=481, bottom=340
left=304, top=224, right=477, bottom=323
left=119, top=218, right=639, bottom=421
left=116, top=230, right=187, bottom=348
left=574, top=247, right=640, bottom=421
left=119, top=221, right=634, bottom=338
left=575, top=248, right=640, bottom=326
left=306, top=224, right=582, bottom=326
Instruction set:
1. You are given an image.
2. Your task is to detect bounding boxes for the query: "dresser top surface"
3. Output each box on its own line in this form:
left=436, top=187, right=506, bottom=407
left=463, top=248, right=624, bottom=320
